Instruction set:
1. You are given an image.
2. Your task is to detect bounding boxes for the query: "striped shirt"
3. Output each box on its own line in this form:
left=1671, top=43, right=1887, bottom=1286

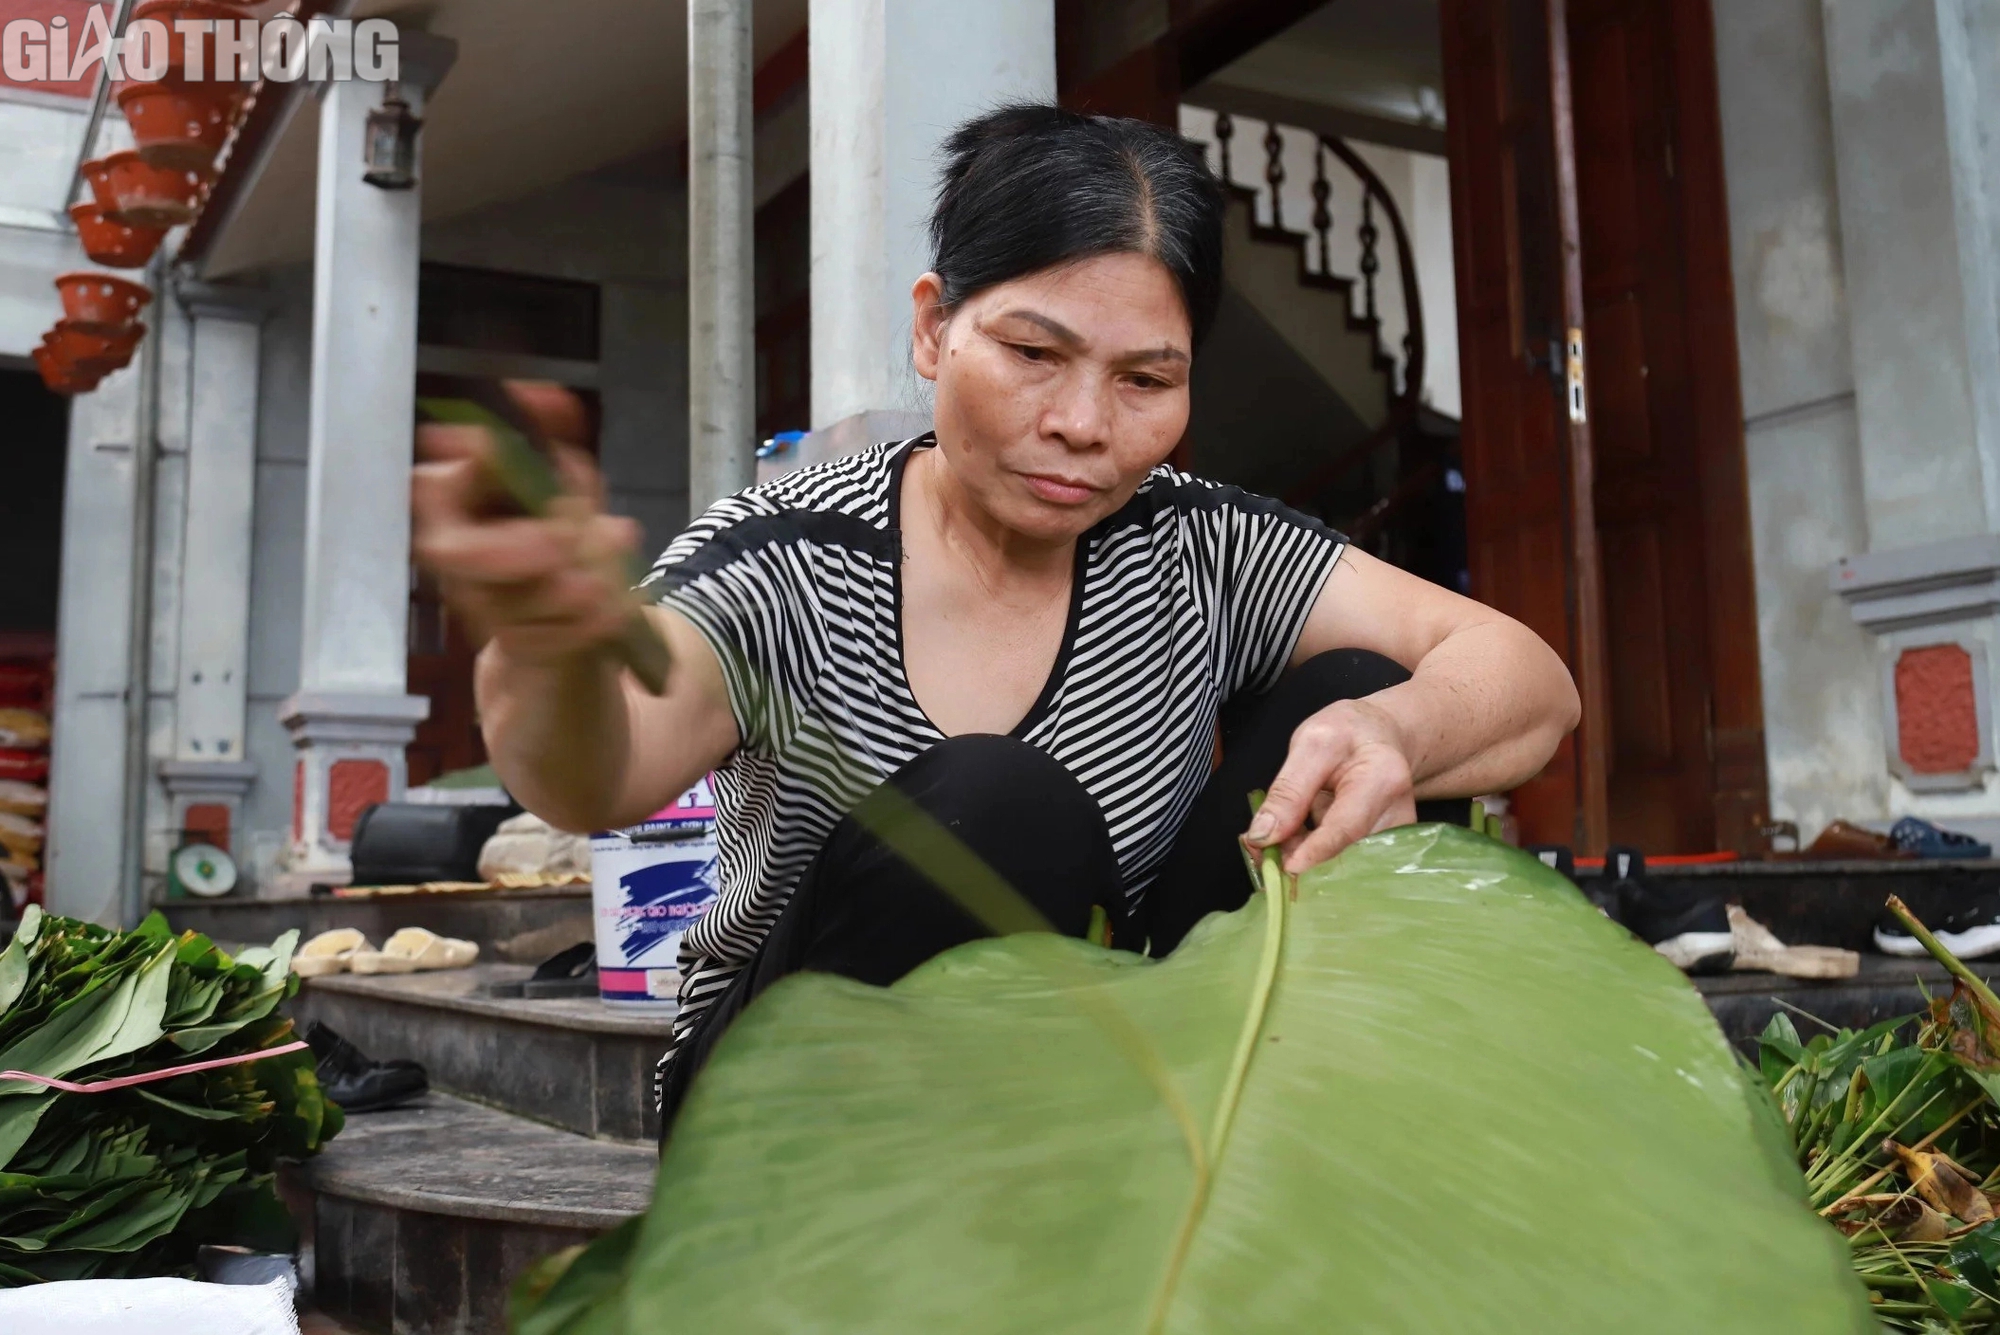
left=643, top=435, right=1345, bottom=1074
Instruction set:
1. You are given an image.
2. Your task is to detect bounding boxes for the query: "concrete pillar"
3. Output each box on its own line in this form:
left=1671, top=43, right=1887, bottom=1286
left=806, top=0, right=1055, bottom=440
left=1825, top=0, right=2000, bottom=829
left=157, top=282, right=268, bottom=858
left=688, top=0, right=756, bottom=511
left=46, top=349, right=147, bottom=924
left=281, top=33, right=456, bottom=887
left=1823, top=0, right=2000, bottom=548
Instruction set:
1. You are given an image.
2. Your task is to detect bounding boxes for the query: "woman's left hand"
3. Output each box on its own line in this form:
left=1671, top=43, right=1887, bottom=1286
left=1244, top=697, right=1420, bottom=875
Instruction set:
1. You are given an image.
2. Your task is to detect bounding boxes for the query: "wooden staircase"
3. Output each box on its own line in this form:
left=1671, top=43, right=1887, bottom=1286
left=1183, top=110, right=1464, bottom=586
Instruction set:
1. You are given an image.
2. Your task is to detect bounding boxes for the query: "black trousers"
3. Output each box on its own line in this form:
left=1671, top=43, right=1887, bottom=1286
left=656, top=649, right=1465, bottom=1135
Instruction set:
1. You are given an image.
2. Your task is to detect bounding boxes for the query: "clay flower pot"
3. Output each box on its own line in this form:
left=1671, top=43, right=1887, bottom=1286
left=79, top=156, right=120, bottom=213
left=91, top=150, right=210, bottom=227
left=45, top=319, right=144, bottom=376
left=54, top=272, right=152, bottom=332
left=68, top=203, right=167, bottom=269
left=118, top=80, right=241, bottom=171
left=33, top=344, right=100, bottom=396
left=63, top=320, right=146, bottom=376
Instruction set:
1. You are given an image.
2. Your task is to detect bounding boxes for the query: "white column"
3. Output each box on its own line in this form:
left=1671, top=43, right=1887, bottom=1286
left=281, top=34, right=455, bottom=886
left=157, top=283, right=266, bottom=855
left=1824, top=0, right=2000, bottom=549
left=1825, top=0, right=2000, bottom=828
left=688, top=0, right=756, bottom=511
left=46, top=350, right=146, bottom=924
left=806, top=0, right=1054, bottom=445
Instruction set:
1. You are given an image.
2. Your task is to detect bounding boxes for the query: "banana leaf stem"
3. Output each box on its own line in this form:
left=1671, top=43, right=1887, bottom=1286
left=1143, top=844, right=1291, bottom=1335
left=1886, top=895, right=2000, bottom=1019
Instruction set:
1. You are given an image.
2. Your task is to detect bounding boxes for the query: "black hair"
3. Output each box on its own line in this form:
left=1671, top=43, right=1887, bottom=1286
left=928, top=104, right=1226, bottom=349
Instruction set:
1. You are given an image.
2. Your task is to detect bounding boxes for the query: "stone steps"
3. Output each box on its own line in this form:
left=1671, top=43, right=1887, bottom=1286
left=160, top=886, right=592, bottom=955
left=298, top=1094, right=655, bottom=1335
left=161, top=893, right=657, bottom=1335
left=294, top=963, right=675, bottom=1144
left=1694, top=955, right=1999, bottom=1046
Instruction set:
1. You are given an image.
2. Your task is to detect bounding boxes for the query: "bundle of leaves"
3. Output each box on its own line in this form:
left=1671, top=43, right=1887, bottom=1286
left=0, top=905, right=340, bottom=1284
left=1757, top=901, right=2000, bottom=1331
left=515, top=825, right=1871, bottom=1335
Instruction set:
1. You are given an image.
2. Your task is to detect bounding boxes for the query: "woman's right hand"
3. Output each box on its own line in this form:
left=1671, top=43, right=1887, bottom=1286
left=411, top=381, right=645, bottom=672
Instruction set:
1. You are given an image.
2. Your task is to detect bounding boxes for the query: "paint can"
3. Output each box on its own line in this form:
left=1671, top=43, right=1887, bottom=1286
left=589, top=777, right=720, bottom=1010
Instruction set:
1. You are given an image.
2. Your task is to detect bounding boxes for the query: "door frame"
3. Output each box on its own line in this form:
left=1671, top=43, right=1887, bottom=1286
left=1442, top=0, right=1766, bottom=851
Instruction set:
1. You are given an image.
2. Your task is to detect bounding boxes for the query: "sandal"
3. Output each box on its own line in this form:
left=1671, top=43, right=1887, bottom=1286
left=1888, top=817, right=1992, bottom=860
left=350, top=926, right=479, bottom=974
left=293, top=927, right=369, bottom=977
left=1727, top=906, right=1859, bottom=980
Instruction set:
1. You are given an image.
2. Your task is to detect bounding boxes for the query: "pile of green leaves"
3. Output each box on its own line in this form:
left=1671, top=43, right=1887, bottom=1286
left=1756, top=903, right=2000, bottom=1331
left=516, top=825, right=1871, bottom=1334
left=0, top=905, right=341, bottom=1284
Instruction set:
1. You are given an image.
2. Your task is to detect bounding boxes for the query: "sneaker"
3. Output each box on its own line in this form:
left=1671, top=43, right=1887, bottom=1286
left=1874, top=888, right=2000, bottom=960
left=1622, top=868, right=1735, bottom=975
left=303, top=1020, right=429, bottom=1113
left=1888, top=816, right=1993, bottom=860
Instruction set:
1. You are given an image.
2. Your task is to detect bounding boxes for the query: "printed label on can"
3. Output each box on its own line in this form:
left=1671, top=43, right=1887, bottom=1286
left=591, top=777, right=720, bottom=1007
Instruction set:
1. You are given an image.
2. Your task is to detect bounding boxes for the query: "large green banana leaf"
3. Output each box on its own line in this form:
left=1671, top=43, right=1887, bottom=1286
left=519, top=825, right=1873, bottom=1334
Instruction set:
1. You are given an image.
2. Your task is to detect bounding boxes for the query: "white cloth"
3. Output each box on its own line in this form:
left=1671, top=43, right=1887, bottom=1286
left=0, top=1277, right=298, bottom=1335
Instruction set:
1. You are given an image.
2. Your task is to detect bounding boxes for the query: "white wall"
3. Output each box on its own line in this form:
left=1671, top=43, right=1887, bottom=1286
left=1712, top=0, right=1885, bottom=837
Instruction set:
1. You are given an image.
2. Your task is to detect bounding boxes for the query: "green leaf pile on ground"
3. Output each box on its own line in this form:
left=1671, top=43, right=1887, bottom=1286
left=0, top=905, right=340, bottom=1284
left=515, top=824, right=1872, bottom=1335
left=1759, top=912, right=2000, bottom=1332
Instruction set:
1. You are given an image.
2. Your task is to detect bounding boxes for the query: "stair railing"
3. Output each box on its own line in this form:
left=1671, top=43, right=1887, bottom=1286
left=1207, top=111, right=1427, bottom=415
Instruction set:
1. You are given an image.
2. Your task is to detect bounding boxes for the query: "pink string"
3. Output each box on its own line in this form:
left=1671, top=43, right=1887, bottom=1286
left=0, top=1039, right=312, bottom=1094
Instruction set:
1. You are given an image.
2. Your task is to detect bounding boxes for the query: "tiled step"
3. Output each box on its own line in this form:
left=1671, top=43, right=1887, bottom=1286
left=299, top=1093, right=655, bottom=1335
left=1575, top=856, right=2000, bottom=953
left=161, top=886, right=591, bottom=954
left=294, top=963, right=676, bottom=1143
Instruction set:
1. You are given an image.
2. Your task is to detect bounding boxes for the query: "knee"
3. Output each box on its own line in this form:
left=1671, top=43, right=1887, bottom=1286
left=882, top=735, right=1104, bottom=842
left=1287, top=648, right=1412, bottom=705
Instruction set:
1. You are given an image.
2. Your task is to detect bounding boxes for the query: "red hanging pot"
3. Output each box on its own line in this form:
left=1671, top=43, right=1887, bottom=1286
left=68, top=203, right=167, bottom=269
left=56, top=319, right=147, bottom=376
left=79, top=156, right=121, bottom=213
left=54, top=272, right=152, bottom=332
left=33, top=343, right=101, bottom=396
left=91, top=150, right=210, bottom=227
left=46, top=319, right=132, bottom=370
left=118, top=81, right=241, bottom=171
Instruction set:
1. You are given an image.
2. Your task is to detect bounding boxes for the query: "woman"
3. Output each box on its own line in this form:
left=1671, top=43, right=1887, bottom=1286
left=413, top=106, right=1580, bottom=1130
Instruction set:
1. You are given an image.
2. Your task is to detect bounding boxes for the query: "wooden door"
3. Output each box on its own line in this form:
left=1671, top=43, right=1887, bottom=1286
left=1440, top=0, right=1612, bottom=851
left=1567, top=0, right=1766, bottom=853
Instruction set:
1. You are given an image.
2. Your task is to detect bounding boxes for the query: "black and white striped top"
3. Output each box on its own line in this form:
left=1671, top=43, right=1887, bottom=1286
left=643, top=436, right=1345, bottom=1063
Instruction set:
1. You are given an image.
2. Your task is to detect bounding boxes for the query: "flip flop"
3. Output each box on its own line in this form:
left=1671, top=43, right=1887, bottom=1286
left=1889, top=816, right=1993, bottom=860
left=377, top=926, right=480, bottom=972
left=1727, top=905, right=1859, bottom=980
left=293, top=927, right=369, bottom=978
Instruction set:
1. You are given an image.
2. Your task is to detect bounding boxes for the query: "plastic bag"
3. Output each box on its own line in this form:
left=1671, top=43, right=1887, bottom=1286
left=0, top=1276, right=297, bottom=1335
left=517, top=825, right=1871, bottom=1334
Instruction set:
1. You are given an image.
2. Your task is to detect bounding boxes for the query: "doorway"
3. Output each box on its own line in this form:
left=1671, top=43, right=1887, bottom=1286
left=1061, top=0, right=1766, bottom=855
left=0, top=366, right=68, bottom=910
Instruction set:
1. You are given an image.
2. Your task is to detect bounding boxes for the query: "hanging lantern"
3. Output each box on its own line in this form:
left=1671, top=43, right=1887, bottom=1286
left=362, top=82, right=422, bottom=190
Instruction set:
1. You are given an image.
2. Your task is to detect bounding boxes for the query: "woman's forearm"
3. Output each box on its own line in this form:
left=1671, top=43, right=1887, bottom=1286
left=476, top=642, right=637, bottom=833
left=1370, top=619, right=1581, bottom=800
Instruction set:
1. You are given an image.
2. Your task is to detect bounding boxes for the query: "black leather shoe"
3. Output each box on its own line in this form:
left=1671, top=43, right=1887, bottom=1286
left=303, top=1020, right=430, bottom=1113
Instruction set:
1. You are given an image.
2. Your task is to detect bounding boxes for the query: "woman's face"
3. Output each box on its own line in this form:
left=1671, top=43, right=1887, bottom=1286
left=911, top=252, right=1193, bottom=543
